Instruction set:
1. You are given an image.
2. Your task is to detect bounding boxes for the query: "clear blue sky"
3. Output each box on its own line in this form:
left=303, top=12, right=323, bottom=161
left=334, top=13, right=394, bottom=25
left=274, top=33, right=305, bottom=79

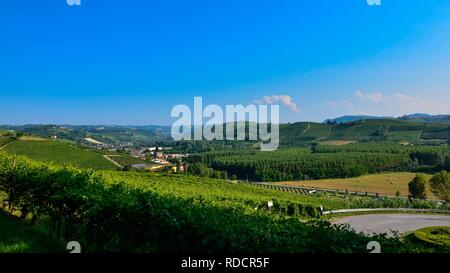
left=1, top=0, right=450, bottom=125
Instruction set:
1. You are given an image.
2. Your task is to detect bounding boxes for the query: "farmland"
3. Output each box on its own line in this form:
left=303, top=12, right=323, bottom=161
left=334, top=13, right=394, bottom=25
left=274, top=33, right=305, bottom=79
left=276, top=172, right=438, bottom=198
left=0, top=151, right=436, bottom=253
left=0, top=137, right=449, bottom=253
left=91, top=149, right=150, bottom=167
left=18, top=136, right=47, bottom=141
left=0, top=125, right=449, bottom=253
left=2, top=119, right=450, bottom=150
left=2, top=140, right=117, bottom=170
left=188, top=143, right=450, bottom=182
left=279, top=119, right=450, bottom=145
left=318, top=140, right=355, bottom=146
left=99, top=170, right=347, bottom=211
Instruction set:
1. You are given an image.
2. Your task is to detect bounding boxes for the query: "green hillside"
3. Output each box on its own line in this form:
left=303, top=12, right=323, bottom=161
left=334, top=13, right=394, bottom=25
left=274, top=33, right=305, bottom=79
left=0, top=152, right=427, bottom=252
left=2, top=140, right=117, bottom=170
left=99, top=170, right=346, bottom=210
left=2, top=120, right=449, bottom=149
left=280, top=119, right=450, bottom=145
left=280, top=122, right=331, bottom=144
left=0, top=125, right=171, bottom=147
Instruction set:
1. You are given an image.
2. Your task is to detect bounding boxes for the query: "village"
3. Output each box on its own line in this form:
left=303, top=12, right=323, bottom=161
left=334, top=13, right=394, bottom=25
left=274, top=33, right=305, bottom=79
left=81, top=136, right=189, bottom=172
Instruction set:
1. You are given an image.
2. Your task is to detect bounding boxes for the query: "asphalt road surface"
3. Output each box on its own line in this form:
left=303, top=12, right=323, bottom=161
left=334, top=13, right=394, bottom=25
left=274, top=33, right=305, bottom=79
left=333, top=214, right=450, bottom=235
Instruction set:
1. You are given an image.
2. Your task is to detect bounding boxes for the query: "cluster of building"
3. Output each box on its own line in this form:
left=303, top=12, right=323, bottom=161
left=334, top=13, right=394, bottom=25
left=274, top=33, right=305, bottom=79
left=131, top=147, right=189, bottom=162
left=82, top=137, right=189, bottom=172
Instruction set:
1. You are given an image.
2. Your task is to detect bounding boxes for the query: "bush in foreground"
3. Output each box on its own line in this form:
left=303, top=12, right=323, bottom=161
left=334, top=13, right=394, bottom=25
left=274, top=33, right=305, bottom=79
left=0, top=152, right=429, bottom=253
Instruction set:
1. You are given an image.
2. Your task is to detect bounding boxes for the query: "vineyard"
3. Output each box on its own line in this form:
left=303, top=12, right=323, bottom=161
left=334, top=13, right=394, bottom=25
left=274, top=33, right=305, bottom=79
left=98, top=170, right=345, bottom=211
left=105, top=155, right=146, bottom=166
left=279, top=119, right=450, bottom=145
left=249, top=182, right=445, bottom=209
left=91, top=149, right=148, bottom=167
left=2, top=140, right=117, bottom=170
left=0, top=133, right=15, bottom=148
left=0, top=151, right=425, bottom=253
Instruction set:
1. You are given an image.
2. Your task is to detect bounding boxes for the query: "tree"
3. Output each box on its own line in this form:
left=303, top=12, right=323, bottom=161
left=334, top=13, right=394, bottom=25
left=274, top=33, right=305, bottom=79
left=223, top=171, right=228, bottom=180
left=15, top=132, right=25, bottom=140
left=408, top=174, right=428, bottom=200
left=188, top=163, right=212, bottom=178
left=212, top=171, right=222, bottom=179
left=429, top=171, right=450, bottom=202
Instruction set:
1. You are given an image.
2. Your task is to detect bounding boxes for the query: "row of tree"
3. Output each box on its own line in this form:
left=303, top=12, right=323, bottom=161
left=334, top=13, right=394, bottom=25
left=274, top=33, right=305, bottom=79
left=189, top=150, right=411, bottom=181
left=408, top=171, right=450, bottom=202
left=186, top=144, right=450, bottom=182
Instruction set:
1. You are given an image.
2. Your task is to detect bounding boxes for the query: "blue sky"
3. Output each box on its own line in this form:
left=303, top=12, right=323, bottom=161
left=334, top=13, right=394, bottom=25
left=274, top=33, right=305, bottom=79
left=1, top=0, right=450, bottom=125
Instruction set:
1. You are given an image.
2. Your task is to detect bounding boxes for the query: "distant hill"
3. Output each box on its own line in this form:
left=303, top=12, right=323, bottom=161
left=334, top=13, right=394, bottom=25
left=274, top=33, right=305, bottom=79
left=324, top=115, right=393, bottom=124
left=281, top=119, right=450, bottom=145
left=326, top=114, right=450, bottom=125
left=0, top=125, right=172, bottom=147
left=2, top=116, right=450, bottom=148
left=398, top=113, right=450, bottom=124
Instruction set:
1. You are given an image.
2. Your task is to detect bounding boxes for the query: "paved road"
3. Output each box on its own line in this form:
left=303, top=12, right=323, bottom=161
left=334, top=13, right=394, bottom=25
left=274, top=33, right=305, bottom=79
left=333, top=214, right=450, bottom=235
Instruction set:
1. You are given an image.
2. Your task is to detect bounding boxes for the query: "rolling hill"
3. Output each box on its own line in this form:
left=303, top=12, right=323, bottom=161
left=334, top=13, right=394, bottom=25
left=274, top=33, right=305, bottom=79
left=280, top=119, right=450, bottom=145
left=1, top=116, right=450, bottom=148
left=1, top=140, right=118, bottom=169
left=398, top=114, right=450, bottom=124
left=324, top=115, right=394, bottom=124
left=325, top=114, right=450, bottom=124
left=0, top=125, right=172, bottom=147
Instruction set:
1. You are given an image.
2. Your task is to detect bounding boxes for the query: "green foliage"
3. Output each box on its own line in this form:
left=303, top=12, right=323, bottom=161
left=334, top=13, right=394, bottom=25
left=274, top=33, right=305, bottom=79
left=0, top=211, right=62, bottom=253
left=430, top=171, right=450, bottom=201
left=404, top=226, right=450, bottom=253
left=3, top=140, right=117, bottom=170
left=91, top=149, right=151, bottom=167
left=189, top=148, right=411, bottom=182
left=0, top=151, right=412, bottom=253
left=15, top=132, right=25, bottom=139
left=413, top=227, right=450, bottom=247
left=186, top=162, right=229, bottom=179
left=0, top=125, right=171, bottom=147
left=280, top=119, right=450, bottom=145
left=106, top=155, right=146, bottom=166
left=408, top=174, right=428, bottom=200
left=0, top=136, right=15, bottom=148
left=4, top=119, right=449, bottom=152
left=189, top=144, right=450, bottom=182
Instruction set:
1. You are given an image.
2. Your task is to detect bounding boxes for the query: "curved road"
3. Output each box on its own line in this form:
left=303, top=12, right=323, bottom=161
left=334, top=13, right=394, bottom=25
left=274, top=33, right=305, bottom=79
left=333, top=214, right=450, bottom=235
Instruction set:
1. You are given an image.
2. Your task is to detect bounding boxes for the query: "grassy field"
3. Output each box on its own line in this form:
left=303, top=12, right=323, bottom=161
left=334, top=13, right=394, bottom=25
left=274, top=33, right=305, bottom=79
left=276, top=172, right=438, bottom=198
left=0, top=210, right=62, bottom=253
left=319, top=140, right=356, bottom=145
left=19, top=135, right=47, bottom=141
left=2, top=140, right=117, bottom=170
